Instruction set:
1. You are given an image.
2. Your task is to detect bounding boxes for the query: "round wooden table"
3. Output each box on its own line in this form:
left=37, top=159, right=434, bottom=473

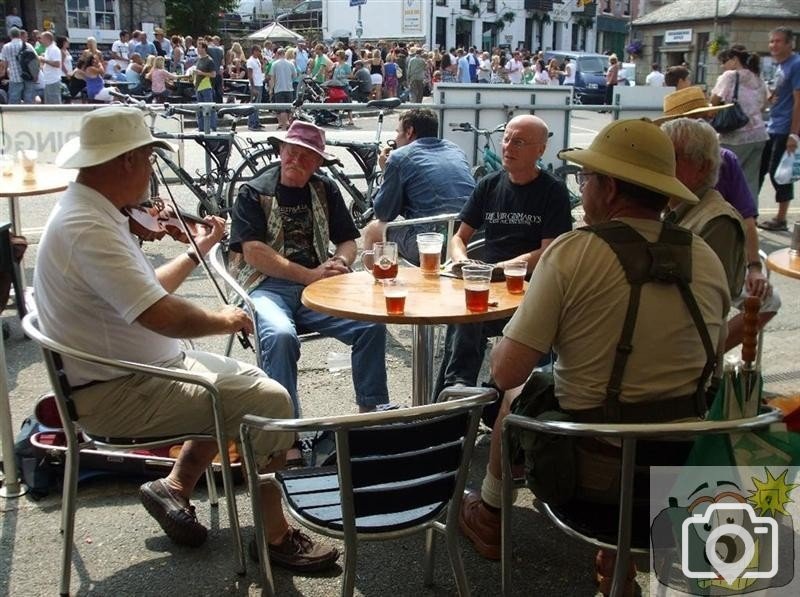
left=302, top=268, right=525, bottom=405
left=0, top=164, right=72, bottom=498
left=765, top=248, right=800, bottom=280
left=0, top=163, right=75, bottom=287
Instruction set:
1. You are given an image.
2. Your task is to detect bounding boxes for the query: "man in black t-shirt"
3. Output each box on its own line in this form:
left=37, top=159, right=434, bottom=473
left=229, top=121, right=389, bottom=419
left=434, top=115, right=573, bottom=399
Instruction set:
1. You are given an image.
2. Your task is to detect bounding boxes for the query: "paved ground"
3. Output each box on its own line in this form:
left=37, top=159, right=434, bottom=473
left=1, top=109, right=799, bottom=596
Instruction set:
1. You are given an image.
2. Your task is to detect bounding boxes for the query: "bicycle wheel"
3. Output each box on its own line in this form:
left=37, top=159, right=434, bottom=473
left=225, top=147, right=277, bottom=208
left=472, top=165, right=488, bottom=182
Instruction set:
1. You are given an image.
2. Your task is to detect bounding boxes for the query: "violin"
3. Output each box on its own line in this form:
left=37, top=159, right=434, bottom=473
left=126, top=199, right=213, bottom=243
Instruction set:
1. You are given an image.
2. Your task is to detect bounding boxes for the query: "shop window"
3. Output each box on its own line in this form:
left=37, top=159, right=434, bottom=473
left=66, top=0, right=118, bottom=32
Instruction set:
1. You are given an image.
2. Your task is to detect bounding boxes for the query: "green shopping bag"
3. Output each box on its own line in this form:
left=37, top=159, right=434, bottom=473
left=686, top=369, right=800, bottom=466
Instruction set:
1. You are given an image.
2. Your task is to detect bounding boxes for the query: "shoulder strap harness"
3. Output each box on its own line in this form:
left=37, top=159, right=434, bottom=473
left=579, top=220, right=715, bottom=422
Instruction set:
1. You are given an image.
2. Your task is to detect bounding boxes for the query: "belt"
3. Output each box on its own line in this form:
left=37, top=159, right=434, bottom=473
left=564, top=393, right=703, bottom=424
left=71, top=379, right=108, bottom=393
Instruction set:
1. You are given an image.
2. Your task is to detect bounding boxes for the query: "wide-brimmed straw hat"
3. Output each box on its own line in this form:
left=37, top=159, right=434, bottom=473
left=267, top=121, right=336, bottom=164
left=56, top=106, right=174, bottom=169
left=558, top=118, right=698, bottom=204
left=653, top=85, right=732, bottom=124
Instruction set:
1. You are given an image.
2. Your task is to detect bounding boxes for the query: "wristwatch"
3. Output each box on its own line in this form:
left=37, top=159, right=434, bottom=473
left=747, top=261, right=763, bottom=271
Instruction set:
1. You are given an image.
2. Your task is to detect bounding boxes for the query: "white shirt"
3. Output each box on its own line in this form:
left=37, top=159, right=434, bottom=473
left=42, top=42, right=62, bottom=85
left=563, top=62, right=576, bottom=85
left=34, top=182, right=181, bottom=385
left=111, top=39, right=130, bottom=64
left=646, top=70, right=665, bottom=86
left=246, top=55, right=264, bottom=87
left=506, top=58, right=523, bottom=84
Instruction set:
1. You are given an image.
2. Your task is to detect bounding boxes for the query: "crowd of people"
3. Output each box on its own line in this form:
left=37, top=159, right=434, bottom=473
left=4, top=13, right=799, bottom=594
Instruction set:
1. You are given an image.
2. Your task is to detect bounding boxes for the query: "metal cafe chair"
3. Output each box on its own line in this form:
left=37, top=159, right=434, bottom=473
left=240, top=386, right=498, bottom=597
left=208, top=241, right=323, bottom=361
left=499, top=409, right=783, bottom=597
left=22, top=313, right=246, bottom=597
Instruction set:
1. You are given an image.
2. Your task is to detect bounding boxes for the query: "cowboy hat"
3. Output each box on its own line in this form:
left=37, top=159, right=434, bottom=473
left=558, top=118, right=698, bottom=204
left=267, top=121, right=337, bottom=164
left=56, top=107, right=174, bottom=169
left=653, top=85, right=733, bottom=124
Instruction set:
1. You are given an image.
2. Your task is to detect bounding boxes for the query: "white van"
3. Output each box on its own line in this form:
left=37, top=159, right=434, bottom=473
left=235, top=0, right=275, bottom=23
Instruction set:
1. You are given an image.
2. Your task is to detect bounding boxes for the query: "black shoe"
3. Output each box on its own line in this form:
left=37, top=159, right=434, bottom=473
left=139, top=479, right=208, bottom=547
left=248, top=528, right=339, bottom=572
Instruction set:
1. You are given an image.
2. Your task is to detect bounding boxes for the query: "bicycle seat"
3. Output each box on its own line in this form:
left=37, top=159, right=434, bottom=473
left=365, top=98, right=402, bottom=109
left=217, top=106, right=255, bottom=119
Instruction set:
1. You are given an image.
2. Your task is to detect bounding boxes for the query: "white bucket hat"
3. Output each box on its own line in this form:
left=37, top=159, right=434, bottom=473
left=56, top=106, right=174, bottom=169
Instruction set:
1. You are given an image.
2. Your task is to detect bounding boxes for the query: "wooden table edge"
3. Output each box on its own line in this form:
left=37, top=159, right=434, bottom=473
left=766, top=248, right=800, bottom=280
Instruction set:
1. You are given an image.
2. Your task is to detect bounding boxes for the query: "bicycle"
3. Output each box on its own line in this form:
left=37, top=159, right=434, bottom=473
left=111, top=91, right=275, bottom=217
left=449, top=120, right=581, bottom=209
left=230, top=95, right=402, bottom=228
left=448, top=122, right=505, bottom=181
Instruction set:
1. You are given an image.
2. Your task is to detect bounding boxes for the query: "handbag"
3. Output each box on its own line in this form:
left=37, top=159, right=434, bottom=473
left=710, top=72, right=750, bottom=133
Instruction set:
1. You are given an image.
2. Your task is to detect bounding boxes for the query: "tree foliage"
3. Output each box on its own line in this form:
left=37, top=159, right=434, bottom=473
left=165, top=0, right=239, bottom=36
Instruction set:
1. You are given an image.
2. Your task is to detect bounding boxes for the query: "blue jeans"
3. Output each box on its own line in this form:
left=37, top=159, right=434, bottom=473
left=248, top=86, right=262, bottom=129
left=8, top=80, right=36, bottom=104
left=250, top=278, right=389, bottom=416
left=434, top=319, right=508, bottom=401
left=195, top=88, right=217, bottom=131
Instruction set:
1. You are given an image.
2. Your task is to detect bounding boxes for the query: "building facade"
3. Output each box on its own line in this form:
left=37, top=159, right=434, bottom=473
left=429, top=0, right=602, bottom=53
left=631, top=0, right=800, bottom=87
left=6, top=0, right=165, bottom=43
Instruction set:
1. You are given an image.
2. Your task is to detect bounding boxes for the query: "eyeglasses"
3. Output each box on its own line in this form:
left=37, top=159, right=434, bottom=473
left=576, top=171, right=599, bottom=188
left=148, top=153, right=157, bottom=165
left=502, top=136, right=543, bottom=148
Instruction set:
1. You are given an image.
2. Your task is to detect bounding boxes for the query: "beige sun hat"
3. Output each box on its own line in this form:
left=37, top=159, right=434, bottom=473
left=558, top=118, right=698, bottom=204
left=653, top=85, right=732, bottom=124
left=56, top=106, right=175, bottom=169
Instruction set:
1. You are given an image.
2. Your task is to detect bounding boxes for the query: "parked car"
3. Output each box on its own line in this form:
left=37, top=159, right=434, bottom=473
left=275, top=0, right=322, bottom=31
left=544, top=51, right=610, bottom=105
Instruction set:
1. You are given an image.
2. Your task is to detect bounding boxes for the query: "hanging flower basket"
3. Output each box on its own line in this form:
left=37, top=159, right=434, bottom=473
left=625, top=39, right=643, bottom=59
left=708, top=35, right=728, bottom=57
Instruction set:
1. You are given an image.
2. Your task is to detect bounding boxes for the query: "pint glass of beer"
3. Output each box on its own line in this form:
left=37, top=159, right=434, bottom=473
left=416, top=232, right=444, bottom=275
left=503, top=261, right=527, bottom=294
left=382, top=280, right=407, bottom=315
left=462, top=264, right=494, bottom=313
left=361, top=242, right=399, bottom=281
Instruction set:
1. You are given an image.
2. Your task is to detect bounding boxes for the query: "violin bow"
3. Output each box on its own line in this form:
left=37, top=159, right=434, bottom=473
left=152, top=158, right=254, bottom=352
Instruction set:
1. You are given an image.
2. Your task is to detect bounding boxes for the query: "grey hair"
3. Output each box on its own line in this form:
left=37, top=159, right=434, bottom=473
left=661, top=117, right=721, bottom=190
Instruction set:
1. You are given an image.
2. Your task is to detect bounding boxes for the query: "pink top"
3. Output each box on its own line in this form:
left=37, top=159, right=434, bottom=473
left=711, top=68, right=769, bottom=145
left=149, top=68, right=173, bottom=93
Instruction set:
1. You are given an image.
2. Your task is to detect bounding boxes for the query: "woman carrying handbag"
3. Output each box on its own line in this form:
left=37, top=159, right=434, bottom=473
left=710, top=45, right=769, bottom=203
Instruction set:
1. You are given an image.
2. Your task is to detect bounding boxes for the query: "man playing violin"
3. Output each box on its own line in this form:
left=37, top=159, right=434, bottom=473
left=35, top=107, right=339, bottom=571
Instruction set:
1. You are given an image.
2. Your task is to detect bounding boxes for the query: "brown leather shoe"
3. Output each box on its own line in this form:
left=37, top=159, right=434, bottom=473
left=595, top=549, right=638, bottom=597
left=250, top=527, right=340, bottom=573
left=139, top=479, right=208, bottom=547
left=458, top=490, right=501, bottom=560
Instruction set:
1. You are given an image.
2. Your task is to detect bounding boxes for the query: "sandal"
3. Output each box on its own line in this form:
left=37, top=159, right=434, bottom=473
left=757, top=218, right=788, bottom=231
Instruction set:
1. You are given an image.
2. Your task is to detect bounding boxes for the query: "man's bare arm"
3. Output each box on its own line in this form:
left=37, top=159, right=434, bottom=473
left=242, top=239, right=350, bottom=286
left=496, top=237, right=556, bottom=271
left=490, top=337, right=544, bottom=391
left=450, top=223, right=477, bottom=262
left=137, top=295, right=252, bottom=338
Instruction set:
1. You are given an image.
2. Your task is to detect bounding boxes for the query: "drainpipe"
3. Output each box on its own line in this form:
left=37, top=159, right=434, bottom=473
left=129, top=0, right=135, bottom=30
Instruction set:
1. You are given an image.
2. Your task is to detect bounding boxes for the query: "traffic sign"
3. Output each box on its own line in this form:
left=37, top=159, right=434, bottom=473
left=350, top=0, right=367, bottom=6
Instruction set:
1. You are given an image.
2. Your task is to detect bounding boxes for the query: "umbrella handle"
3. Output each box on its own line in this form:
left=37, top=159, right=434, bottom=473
left=741, top=295, right=761, bottom=365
